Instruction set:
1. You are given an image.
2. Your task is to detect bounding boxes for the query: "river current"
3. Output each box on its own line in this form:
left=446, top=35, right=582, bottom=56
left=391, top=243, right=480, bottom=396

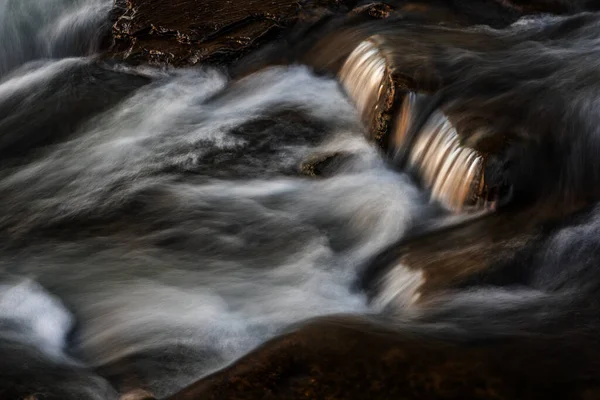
left=0, top=1, right=428, bottom=397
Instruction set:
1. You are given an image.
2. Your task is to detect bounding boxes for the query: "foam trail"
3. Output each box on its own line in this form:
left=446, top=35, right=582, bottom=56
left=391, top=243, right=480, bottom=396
left=0, top=2, right=436, bottom=397
left=0, top=65, right=426, bottom=397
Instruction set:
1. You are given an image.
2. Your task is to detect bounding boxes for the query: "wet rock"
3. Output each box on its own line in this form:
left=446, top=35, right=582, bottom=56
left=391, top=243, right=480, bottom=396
left=299, top=152, right=356, bottom=177
left=109, top=0, right=359, bottom=67
left=166, top=315, right=596, bottom=400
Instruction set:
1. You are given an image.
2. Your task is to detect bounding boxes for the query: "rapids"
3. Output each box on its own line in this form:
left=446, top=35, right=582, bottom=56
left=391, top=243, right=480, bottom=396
left=0, top=0, right=431, bottom=397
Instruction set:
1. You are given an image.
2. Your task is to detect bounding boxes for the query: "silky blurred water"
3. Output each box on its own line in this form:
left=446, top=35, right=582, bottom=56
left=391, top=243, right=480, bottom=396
left=0, top=1, right=426, bottom=397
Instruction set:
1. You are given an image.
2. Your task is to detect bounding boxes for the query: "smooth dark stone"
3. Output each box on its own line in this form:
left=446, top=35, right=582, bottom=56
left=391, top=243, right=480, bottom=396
left=167, top=315, right=598, bottom=400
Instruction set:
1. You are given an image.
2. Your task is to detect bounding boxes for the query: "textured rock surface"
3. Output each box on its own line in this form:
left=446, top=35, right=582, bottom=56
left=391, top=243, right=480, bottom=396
left=109, top=0, right=360, bottom=67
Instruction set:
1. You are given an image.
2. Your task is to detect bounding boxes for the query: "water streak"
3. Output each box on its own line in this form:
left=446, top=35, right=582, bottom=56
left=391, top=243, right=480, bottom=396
left=0, top=0, right=111, bottom=76
left=0, top=55, right=424, bottom=399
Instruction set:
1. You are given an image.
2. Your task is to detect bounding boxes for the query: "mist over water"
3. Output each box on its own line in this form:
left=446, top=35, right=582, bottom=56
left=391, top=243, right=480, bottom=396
left=0, top=1, right=427, bottom=397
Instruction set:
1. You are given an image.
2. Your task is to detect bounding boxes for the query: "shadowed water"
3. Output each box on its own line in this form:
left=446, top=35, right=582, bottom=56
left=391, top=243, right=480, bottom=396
left=0, top=1, right=429, bottom=398
left=8, top=1, right=600, bottom=399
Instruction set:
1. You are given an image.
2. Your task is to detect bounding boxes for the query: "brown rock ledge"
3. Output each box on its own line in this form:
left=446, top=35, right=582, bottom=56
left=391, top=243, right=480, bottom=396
left=109, top=0, right=361, bottom=67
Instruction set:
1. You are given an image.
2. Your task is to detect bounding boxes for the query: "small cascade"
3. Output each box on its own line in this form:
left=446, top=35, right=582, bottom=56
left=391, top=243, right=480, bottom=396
left=338, top=38, right=387, bottom=125
left=398, top=107, right=489, bottom=212
left=338, top=36, right=396, bottom=143
left=339, top=36, right=496, bottom=213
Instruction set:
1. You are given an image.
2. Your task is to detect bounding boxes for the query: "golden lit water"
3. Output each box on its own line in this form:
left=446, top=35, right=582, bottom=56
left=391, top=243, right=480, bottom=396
left=340, top=37, right=492, bottom=213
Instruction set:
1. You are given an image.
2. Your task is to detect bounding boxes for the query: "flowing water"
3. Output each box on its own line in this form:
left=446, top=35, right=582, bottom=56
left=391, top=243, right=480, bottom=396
left=0, top=0, right=111, bottom=77
left=339, top=37, right=492, bottom=212
left=0, top=1, right=432, bottom=398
